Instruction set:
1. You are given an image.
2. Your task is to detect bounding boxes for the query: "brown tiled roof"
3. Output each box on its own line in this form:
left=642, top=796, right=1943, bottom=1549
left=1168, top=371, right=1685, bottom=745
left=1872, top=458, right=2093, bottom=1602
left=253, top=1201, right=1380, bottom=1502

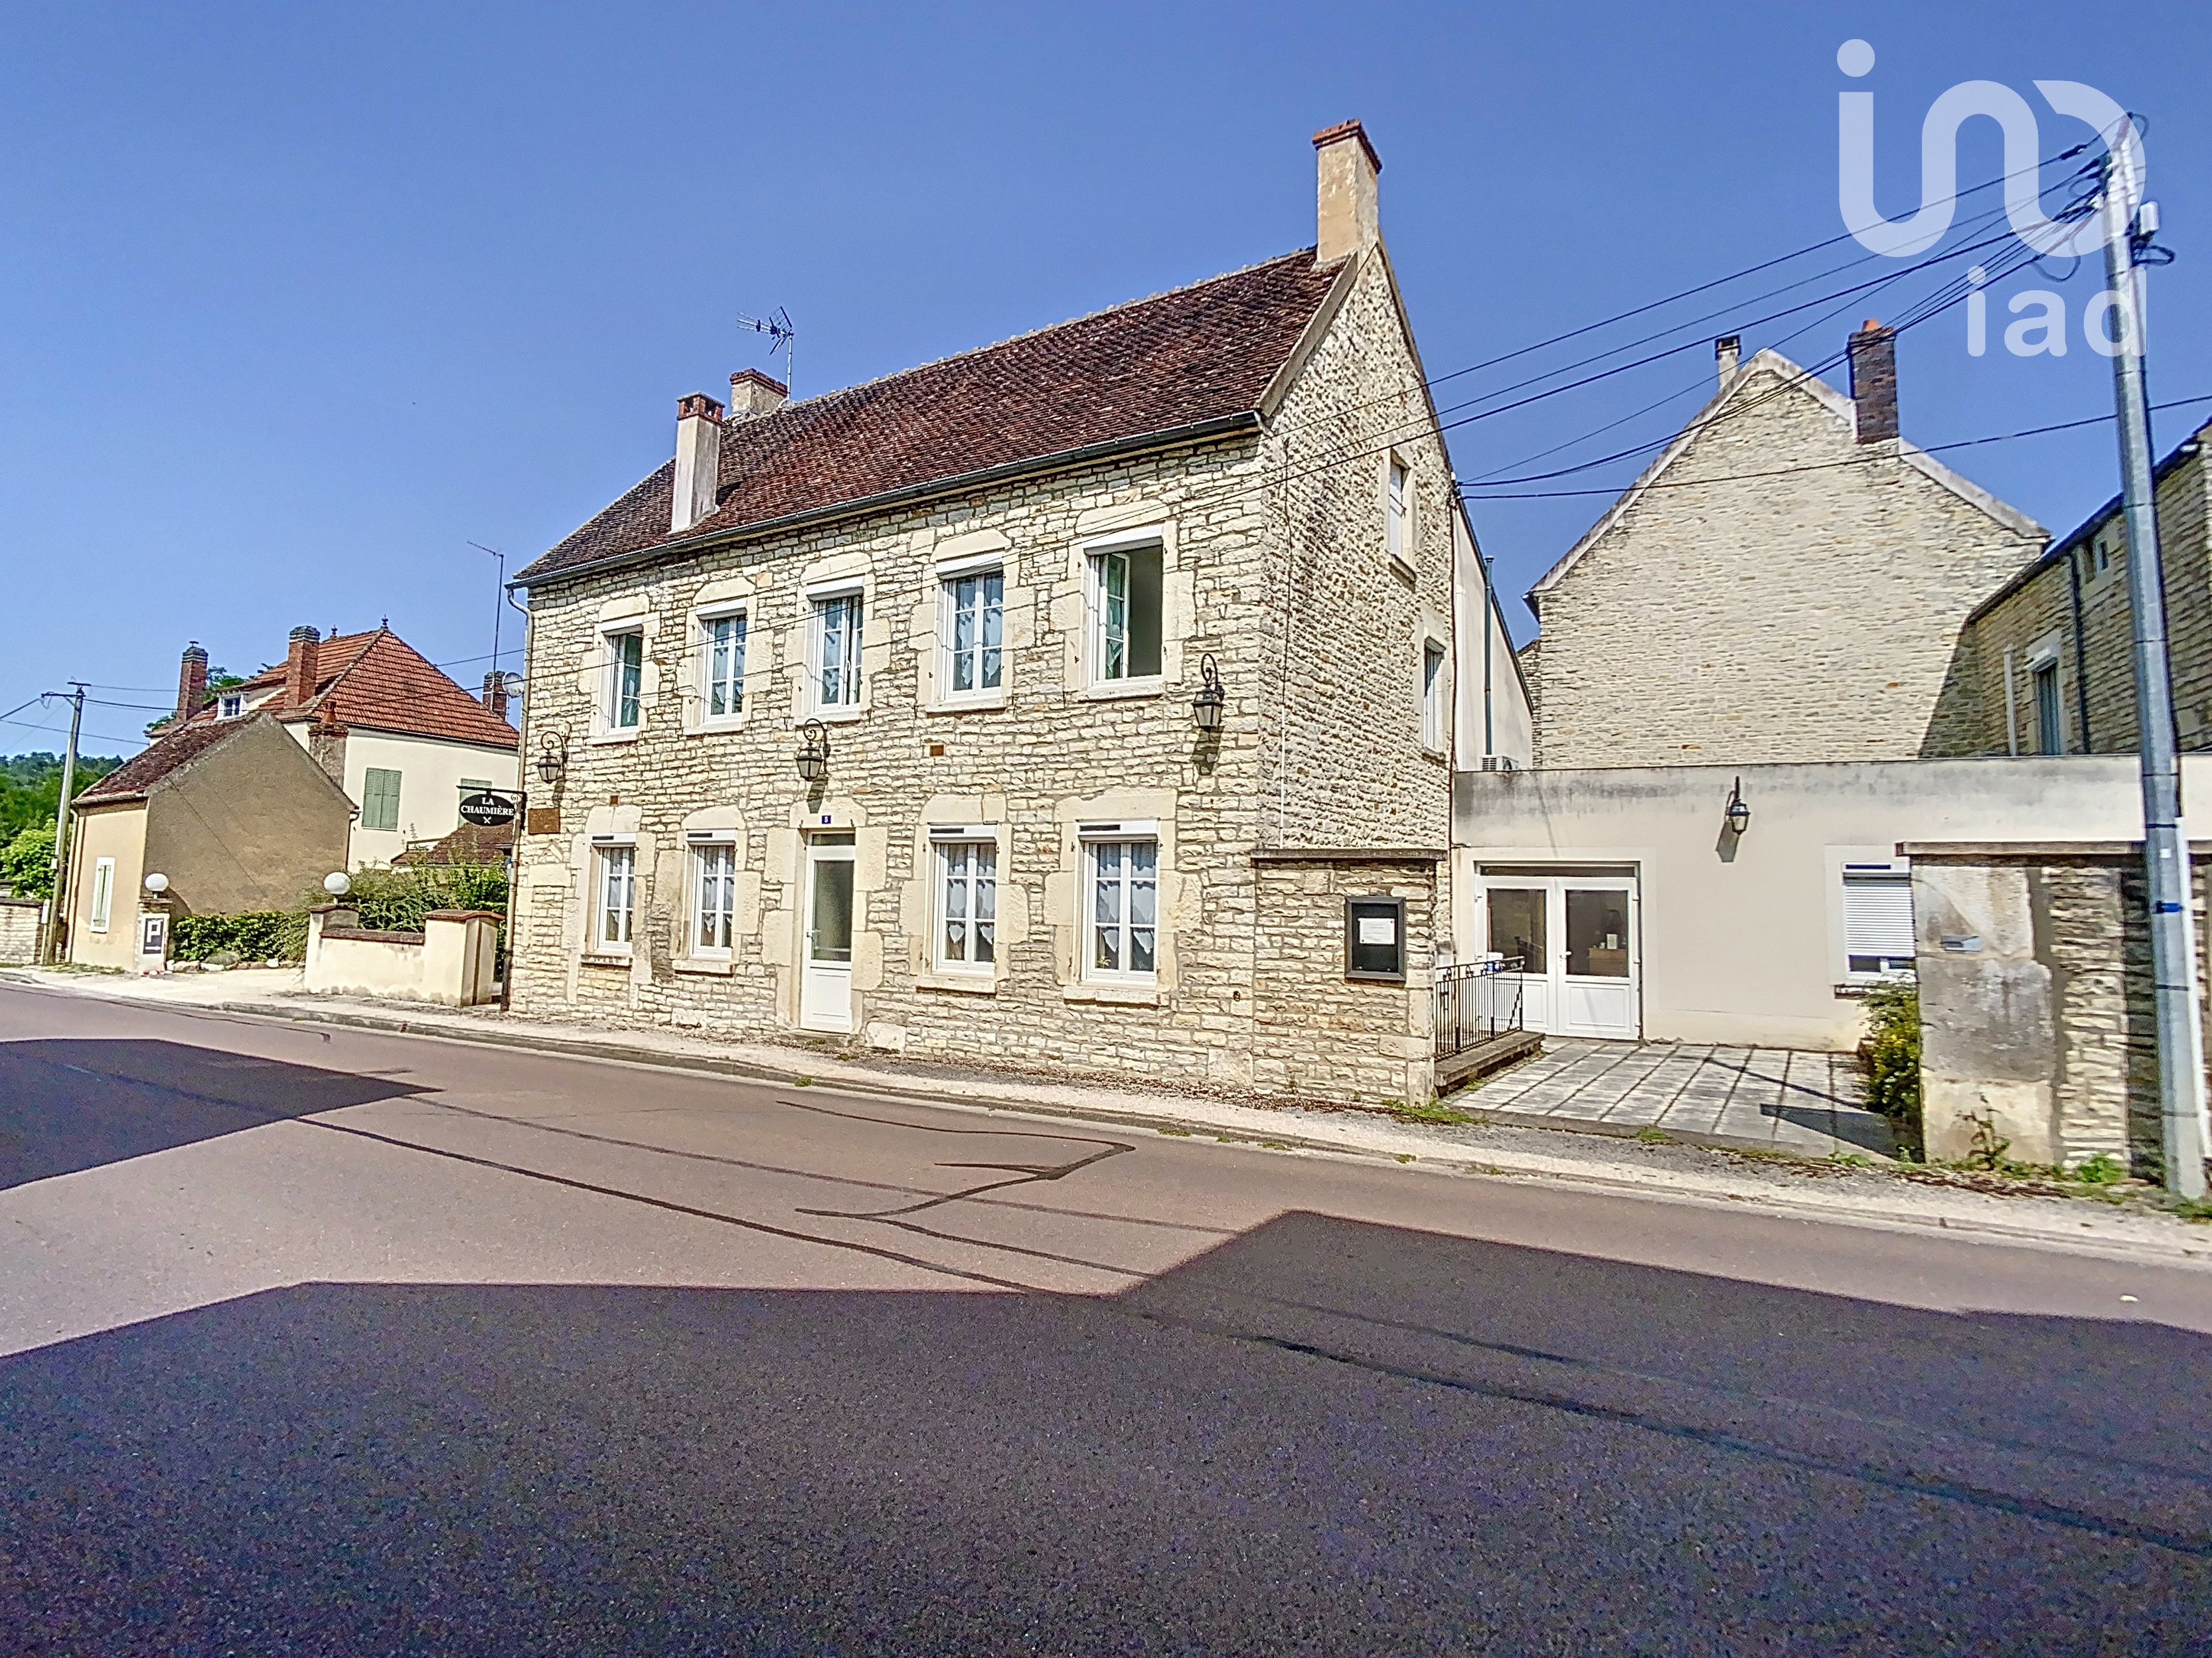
left=393, top=820, right=515, bottom=867
left=517, top=248, right=1343, bottom=584
left=76, top=717, right=250, bottom=804
left=183, top=628, right=518, bottom=750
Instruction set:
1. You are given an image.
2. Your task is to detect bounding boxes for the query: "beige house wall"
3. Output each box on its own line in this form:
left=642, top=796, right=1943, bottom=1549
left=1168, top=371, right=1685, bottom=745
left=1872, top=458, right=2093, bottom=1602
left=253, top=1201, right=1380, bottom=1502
left=1453, top=754, right=2199, bottom=1051
left=142, top=716, right=353, bottom=916
left=1528, top=356, right=2043, bottom=769
left=285, top=723, right=520, bottom=867
left=1937, top=425, right=2209, bottom=757
left=64, top=802, right=148, bottom=971
left=507, top=248, right=1463, bottom=1104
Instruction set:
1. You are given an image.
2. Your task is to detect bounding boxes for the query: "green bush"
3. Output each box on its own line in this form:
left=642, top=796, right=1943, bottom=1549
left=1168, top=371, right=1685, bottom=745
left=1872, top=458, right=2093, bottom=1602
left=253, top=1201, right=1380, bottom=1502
left=336, top=864, right=508, bottom=932
left=172, top=911, right=309, bottom=962
left=1860, top=982, right=1923, bottom=1151
left=0, top=822, right=55, bottom=901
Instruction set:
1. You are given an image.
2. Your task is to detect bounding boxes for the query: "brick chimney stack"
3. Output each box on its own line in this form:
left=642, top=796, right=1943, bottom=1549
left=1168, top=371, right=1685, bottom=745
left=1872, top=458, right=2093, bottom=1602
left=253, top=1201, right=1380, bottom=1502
left=727, top=368, right=788, bottom=419
left=284, top=625, right=321, bottom=710
left=481, top=671, right=510, bottom=721
left=175, top=642, right=208, bottom=725
left=1313, top=119, right=1381, bottom=265
left=1849, top=319, right=1899, bottom=445
left=671, top=392, right=724, bottom=534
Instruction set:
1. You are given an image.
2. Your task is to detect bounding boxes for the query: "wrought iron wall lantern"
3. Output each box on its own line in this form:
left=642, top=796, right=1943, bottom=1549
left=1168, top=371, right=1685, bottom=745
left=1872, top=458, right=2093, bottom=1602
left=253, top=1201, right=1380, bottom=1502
left=536, top=733, right=571, bottom=785
left=795, top=719, right=831, bottom=784
left=1193, top=654, right=1227, bottom=734
left=1723, top=775, right=1751, bottom=836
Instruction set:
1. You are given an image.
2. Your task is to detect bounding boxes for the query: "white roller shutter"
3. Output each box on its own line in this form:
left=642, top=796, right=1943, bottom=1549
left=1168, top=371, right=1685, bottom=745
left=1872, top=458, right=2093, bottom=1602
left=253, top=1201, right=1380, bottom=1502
left=1843, top=873, right=1914, bottom=961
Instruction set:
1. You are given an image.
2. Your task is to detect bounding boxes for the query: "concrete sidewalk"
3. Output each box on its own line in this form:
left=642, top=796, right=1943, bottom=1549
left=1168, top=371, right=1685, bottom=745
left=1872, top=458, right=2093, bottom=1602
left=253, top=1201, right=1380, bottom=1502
left=7, top=964, right=2209, bottom=1266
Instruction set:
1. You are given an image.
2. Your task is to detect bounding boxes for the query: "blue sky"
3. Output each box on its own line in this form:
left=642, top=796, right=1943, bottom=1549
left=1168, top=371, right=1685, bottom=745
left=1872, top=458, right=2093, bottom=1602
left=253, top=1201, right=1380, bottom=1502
left=3, top=0, right=2206, bottom=757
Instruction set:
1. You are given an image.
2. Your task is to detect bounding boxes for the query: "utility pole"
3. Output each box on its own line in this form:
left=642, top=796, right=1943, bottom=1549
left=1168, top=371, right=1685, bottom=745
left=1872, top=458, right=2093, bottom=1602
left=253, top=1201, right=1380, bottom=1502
left=2099, top=145, right=2209, bottom=1199
left=40, top=684, right=85, bottom=965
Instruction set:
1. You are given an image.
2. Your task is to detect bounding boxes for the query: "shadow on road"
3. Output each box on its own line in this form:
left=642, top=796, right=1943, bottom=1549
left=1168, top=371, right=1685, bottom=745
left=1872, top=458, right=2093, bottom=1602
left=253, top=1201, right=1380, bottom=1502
left=3, top=1211, right=2207, bottom=1654
left=0, top=1038, right=434, bottom=1191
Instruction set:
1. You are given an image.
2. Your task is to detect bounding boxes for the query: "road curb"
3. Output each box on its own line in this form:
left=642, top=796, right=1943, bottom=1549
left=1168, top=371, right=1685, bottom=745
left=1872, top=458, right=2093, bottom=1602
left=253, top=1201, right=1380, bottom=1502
left=174, top=994, right=2212, bottom=1270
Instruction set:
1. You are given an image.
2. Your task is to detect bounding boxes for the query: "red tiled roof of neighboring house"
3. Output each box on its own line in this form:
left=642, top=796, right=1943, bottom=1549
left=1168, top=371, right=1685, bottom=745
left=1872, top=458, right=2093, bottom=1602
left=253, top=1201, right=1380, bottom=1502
left=189, top=627, right=518, bottom=750
left=75, top=716, right=252, bottom=804
left=517, top=248, right=1344, bottom=585
left=392, top=820, right=515, bottom=867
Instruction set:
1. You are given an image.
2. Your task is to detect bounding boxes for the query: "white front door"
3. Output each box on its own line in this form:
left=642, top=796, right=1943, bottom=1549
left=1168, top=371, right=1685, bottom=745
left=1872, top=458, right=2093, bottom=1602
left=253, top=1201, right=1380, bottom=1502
left=799, top=832, right=856, bottom=1033
left=1480, top=873, right=1640, bottom=1041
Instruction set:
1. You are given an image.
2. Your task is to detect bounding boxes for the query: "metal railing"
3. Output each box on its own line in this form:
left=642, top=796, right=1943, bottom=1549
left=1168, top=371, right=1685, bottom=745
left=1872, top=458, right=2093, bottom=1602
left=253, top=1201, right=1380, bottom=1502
left=1434, top=956, right=1526, bottom=1059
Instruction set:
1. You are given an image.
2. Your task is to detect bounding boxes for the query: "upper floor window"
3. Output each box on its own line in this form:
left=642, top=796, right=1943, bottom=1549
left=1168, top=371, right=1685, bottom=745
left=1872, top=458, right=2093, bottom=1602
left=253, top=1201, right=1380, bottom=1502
left=1387, top=458, right=1409, bottom=564
left=2033, top=659, right=2063, bottom=755
left=1421, top=642, right=1447, bottom=751
left=360, top=767, right=402, bottom=832
left=702, top=611, right=747, bottom=719
left=1090, top=544, right=1162, bottom=684
left=942, top=569, right=1004, bottom=698
left=605, top=629, right=643, bottom=730
left=218, top=694, right=244, bottom=719
left=812, top=592, right=863, bottom=710
left=1085, top=836, right=1157, bottom=982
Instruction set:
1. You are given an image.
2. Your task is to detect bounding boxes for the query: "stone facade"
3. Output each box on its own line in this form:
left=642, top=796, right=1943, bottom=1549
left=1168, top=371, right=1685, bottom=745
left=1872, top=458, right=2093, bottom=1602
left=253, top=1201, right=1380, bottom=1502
left=1911, top=844, right=2211, bottom=1175
left=1933, top=423, right=2209, bottom=757
left=0, top=895, right=39, bottom=964
left=1525, top=350, right=2044, bottom=769
left=507, top=248, right=1462, bottom=1106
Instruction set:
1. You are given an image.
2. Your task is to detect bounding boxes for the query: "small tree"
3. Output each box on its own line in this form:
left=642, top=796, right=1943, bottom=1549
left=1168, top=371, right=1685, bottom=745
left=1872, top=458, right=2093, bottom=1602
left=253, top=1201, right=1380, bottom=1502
left=1860, top=982, right=1923, bottom=1153
left=0, top=822, right=56, bottom=901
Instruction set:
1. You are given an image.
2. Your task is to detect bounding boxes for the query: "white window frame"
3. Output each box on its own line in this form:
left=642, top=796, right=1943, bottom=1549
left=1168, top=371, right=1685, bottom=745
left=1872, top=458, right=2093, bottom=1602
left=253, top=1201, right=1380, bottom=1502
left=1421, top=640, right=1447, bottom=751
left=1079, top=825, right=1160, bottom=985
left=687, top=836, right=736, bottom=955
left=938, top=563, right=1006, bottom=702
left=1842, top=858, right=1915, bottom=982
left=602, top=627, right=645, bottom=733
left=1386, top=455, right=1411, bottom=567
left=809, top=587, right=864, bottom=715
left=217, top=694, right=244, bottom=719
left=593, top=841, right=637, bottom=954
left=696, top=607, right=748, bottom=725
left=1085, top=537, right=1165, bottom=690
left=89, top=856, right=115, bottom=933
left=930, top=828, right=998, bottom=973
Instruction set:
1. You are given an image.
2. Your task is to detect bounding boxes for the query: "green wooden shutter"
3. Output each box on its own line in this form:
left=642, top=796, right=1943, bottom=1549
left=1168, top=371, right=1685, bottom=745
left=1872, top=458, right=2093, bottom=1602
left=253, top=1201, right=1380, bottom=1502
left=362, top=767, right=402, bottom=832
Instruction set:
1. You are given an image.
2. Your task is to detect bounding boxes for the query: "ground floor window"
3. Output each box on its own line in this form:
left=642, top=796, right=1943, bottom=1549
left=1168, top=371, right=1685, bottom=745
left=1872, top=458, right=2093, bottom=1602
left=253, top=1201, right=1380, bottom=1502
left=935, top=838, right=996, bottom=970
left=692, top=842, right=735, bottom=952
left=1844, top=866, right=1914, bottom=977
left=596, top=846, right=635, bottom=950
left=89, top=857, right=115, bottom=933
left=1085, top=838, right=1156, bottom=980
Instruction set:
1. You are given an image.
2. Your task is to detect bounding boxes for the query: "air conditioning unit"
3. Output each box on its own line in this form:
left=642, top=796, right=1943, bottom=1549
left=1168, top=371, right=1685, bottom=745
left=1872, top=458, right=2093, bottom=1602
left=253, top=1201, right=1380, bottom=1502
left=1479, top=755, right=1518, bottom=773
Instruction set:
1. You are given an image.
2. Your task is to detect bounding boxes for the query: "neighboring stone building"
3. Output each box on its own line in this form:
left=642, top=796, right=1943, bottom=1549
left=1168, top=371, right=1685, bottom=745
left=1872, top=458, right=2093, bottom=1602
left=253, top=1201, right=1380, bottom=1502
left=62, top=714, right=354, bottom=970
left=1931, top=419, right=2211, bottom=757
left=1523, top=330, right=2045, bottom=767
left=504, top=122, right=1532, bottom=1106
left=156, top=624, right=520, bottom=866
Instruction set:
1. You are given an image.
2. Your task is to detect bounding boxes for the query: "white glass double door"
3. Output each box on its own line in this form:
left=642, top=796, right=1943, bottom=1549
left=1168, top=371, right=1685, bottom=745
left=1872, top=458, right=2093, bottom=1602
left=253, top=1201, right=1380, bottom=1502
left=1480, top=872, right=1640, bottom=1041
left=799, top=833, right=856, bottom=1033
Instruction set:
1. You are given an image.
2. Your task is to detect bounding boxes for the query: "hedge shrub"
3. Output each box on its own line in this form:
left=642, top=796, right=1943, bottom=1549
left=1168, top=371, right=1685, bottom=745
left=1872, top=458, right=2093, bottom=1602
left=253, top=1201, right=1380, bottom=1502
left=1859, top=982, right=1923, bottom=1152
left=339, top=864, right=508, bottom=932
left=172, top=911, right=309, bottom=963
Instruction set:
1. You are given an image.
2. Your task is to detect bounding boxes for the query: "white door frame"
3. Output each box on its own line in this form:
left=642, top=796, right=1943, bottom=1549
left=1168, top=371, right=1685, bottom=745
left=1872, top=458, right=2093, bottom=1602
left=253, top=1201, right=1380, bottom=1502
left=1477, top=867, right=1642, bottom=1042
left=799, top=832, right=857, bottom=1033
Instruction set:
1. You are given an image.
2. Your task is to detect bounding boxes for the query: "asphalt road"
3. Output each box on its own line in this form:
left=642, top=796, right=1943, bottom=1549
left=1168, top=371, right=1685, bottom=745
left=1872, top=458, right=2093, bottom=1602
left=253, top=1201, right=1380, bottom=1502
left=3, top=984, right=2209, bottom=1655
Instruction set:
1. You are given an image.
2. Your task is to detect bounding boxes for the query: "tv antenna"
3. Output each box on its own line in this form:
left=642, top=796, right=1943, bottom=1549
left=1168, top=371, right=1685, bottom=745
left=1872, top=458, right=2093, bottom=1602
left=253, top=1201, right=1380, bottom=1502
left=736, top=307, right=797, bottom=396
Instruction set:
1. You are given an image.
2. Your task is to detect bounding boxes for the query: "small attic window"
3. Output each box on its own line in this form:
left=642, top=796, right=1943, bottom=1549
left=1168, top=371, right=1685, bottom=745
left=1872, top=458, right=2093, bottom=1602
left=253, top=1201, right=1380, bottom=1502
left=218, top=694, right=244, bottom=719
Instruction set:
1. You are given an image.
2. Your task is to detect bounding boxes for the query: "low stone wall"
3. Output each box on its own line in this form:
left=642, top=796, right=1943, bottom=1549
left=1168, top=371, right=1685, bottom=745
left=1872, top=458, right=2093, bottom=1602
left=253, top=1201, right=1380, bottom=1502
left=1249, top=850, right=1438, bottom=1106
left=0, top=896, right=40, bottom=964
left=303, top=904, right=501, bottom=1008
left=1907, top=841, right=2207, bottom=1172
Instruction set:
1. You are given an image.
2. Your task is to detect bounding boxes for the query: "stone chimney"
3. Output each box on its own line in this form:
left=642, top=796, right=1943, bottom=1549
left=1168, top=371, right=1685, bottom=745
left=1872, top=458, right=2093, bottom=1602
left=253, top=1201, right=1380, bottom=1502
left=671, top=392, right=724, bottom=534
left=728, top=368, right=788, bottom=419
left=1715, top=335, right=1741, bottom=390
left=175, top=643, right=208, bottom=725
left=1313, top=119, right=1381, bottom=265
left=481, top=671, right=509, bottom=721
left=1849, top=319, right=1898, bottom=445
left=283, top=625, right=321, bottom=710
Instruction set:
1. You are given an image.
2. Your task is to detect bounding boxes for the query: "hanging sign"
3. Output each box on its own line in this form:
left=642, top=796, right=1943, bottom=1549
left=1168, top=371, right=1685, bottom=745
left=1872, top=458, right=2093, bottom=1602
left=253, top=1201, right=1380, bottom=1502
left=457, top=791, right=520, bottom=828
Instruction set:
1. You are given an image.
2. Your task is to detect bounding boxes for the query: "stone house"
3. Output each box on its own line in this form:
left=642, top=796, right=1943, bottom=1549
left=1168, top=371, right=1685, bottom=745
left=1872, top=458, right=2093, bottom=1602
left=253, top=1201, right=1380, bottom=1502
left=1931, top=419, right=2211, bottom=757
left=1522, top=329, right=2045, bottom=767
left=158, top=624, right=520, bottom=867
left=505, top=121, right=1532, bottom=1106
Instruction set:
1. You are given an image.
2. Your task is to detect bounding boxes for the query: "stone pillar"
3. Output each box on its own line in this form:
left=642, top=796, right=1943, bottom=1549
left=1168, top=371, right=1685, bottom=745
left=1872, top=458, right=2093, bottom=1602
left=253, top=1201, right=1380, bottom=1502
left=423, top=908, right=503, bottom=1007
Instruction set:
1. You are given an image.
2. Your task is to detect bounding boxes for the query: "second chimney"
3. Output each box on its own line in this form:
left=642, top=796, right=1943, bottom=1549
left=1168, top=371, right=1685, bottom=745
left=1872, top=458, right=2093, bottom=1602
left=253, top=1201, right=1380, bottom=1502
left=728, top=368, right=788, bottom=419
left=284, top=626, right=321, bottom=710
left=672, top=392, right=724, bottom=533
left=1849, top=319, right=1898, bottom=445
left=1715, top=335, right=1741, bottom=390
left=481, top=671, right=510, bottom=722
left=1313, top=119, right=1382, bottom=265
left=176, top=642, right=208, bottom=725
